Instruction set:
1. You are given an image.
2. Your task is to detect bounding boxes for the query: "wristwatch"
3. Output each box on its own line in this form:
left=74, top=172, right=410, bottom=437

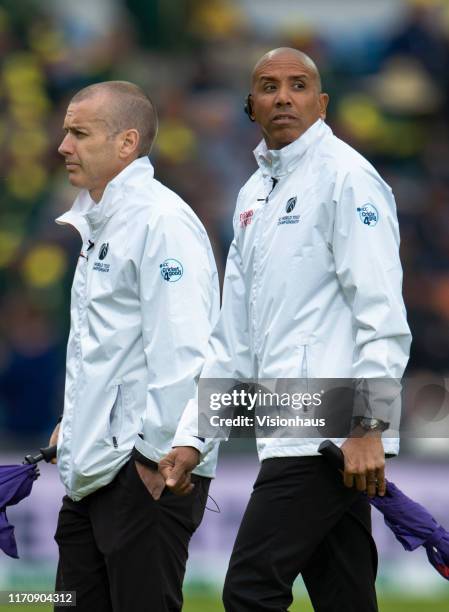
left=351, top=416, right=389, bottom=432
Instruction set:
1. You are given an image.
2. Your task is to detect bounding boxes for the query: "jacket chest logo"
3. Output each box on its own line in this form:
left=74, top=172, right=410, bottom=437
left=240, top=209, right=254, bottom=228
left=93, top=242, right=111, bottom=272
left=99, top=243, right=109, bottom=260
left=278, top=196, right=300, bottom=226
left=285, top=196, right=297, bottom=213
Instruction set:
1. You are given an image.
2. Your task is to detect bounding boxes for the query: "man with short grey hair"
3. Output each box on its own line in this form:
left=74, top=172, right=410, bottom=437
left=49, top=81, right=219, bottom=611
left=69, top=81, right=158, bottom=157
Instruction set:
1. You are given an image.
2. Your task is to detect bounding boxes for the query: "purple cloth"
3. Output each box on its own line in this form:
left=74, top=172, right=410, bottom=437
left=371, top=480, right=449, bottom=580
left=0, top=464, right=38, bottom=558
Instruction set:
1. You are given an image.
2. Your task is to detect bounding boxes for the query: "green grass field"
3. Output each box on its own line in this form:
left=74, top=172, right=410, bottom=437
left=1, top=596, right=449, bottom=611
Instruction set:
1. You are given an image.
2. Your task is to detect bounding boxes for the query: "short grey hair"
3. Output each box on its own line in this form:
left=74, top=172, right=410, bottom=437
left=71, top=81, right=158, bottom=156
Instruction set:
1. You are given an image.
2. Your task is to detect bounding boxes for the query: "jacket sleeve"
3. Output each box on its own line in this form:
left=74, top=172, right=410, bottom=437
left=134, top=206, right=219, bottom=462
left=332, top=166, right=412, bottom=421
left=172, top=233, right=254, bottom=454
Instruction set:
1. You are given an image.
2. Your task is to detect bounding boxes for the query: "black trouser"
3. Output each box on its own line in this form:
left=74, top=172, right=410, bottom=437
left=223, top=456, right=378, bottom=612
left=54, top=458, right=210, bottom=612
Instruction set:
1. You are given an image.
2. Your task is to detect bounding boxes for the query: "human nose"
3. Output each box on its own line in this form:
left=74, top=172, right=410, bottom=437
left=274, top=82, right=292, bottom=107
left=58, top=133, right=74, bottom=157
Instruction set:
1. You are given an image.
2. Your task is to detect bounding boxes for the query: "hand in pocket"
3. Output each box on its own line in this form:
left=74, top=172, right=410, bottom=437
left=134, top=461, right=166, bottom=500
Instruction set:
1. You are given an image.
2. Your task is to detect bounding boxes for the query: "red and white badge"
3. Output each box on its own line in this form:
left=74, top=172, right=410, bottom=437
left=240, top=209, right=254, bottom=228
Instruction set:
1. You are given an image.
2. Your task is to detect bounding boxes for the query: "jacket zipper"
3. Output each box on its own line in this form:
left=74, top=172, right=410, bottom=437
left=266, top=177, right=279, bottom=203
left=253, top=176, right=279, bottom=360
left=110, top=384, right=123, bottom=448
left=69, top=235, right=92, bottom=497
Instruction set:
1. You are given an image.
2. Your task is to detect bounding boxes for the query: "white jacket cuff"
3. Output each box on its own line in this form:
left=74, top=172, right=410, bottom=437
left=171, top=435, right=205, bottom=454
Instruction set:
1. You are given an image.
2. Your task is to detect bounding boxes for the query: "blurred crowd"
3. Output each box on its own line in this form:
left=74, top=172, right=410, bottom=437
left=1, top=0, right=449, bottom=450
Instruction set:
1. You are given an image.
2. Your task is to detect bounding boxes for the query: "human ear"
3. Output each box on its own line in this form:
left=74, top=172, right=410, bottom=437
left=319, top=93, right=329, bottom=119
left=119, top=129, right=139, bottom=158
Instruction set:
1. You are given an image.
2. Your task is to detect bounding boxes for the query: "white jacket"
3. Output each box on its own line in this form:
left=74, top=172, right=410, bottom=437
left=56, top=157, right=219, bottom=500
left=173, top=119, right=411, bottom=469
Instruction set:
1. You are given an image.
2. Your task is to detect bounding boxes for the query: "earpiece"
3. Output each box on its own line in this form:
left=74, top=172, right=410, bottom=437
left=244, top=94, right=255, bottom=122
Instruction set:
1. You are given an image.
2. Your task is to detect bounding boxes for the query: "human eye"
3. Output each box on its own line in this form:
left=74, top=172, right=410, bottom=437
left=263, top=82, right=277, bottom=92
left=73, top=129, right=88, bottom=138
left=293, top=81, right=305, bottom=90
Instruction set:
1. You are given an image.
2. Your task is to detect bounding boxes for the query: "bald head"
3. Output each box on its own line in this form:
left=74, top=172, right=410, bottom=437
left=252, top=48, right=322, bottom=93
left=71, top=81, right=158, bottom=156
left=247, top=47, right=328, bottom=149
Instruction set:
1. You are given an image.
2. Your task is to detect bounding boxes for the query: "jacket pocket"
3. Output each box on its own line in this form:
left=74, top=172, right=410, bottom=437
left=298, top=335, right=311, bottom=407
left=297, top=332, right=311, bottom=378
left=131, top=459, right=165, bottom=503
left=300, top=344, right=309, bottom=379
left=109, top=384, right=124, bottom=448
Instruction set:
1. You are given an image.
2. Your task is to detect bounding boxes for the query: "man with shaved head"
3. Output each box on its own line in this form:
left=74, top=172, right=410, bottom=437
left=161, top=48, right=411, bottom=610
left=48, top=81, right=219, bottom=611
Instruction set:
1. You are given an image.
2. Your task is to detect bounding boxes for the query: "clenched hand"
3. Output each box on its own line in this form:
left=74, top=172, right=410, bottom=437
left=159, top=447, right=200, bottom=496
left=341, top=433, right=386, bottom=497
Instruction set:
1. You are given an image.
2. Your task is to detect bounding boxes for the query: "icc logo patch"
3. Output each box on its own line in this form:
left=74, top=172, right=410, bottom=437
left=357, top=204, right=378, bottom=227
left=286, top=196, right=297, bottom=213
left=160, top=259, right=183, bottom=282
left=99, top=243, right=109, bottom=260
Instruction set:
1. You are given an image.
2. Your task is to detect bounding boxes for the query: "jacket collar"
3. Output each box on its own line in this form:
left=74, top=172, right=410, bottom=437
left=253, top=119, right=331, bottom=178
left=55, top=157, right=154, bottom=238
